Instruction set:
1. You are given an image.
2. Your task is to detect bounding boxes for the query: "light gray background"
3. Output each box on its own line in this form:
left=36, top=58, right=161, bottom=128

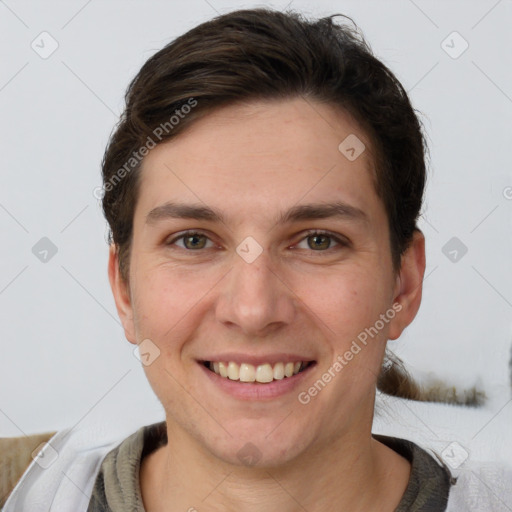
left=1, top=0, right=511, bottom=461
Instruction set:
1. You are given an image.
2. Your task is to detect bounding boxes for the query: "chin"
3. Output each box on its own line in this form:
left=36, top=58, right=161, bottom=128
left=207, top=429, right=311, bottom=469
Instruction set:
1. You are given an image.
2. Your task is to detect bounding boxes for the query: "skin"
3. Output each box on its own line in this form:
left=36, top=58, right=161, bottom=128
left=109, top=97, right=426, bottom=511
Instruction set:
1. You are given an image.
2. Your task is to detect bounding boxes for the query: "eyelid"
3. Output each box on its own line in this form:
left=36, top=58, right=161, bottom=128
left=292, top=229, right=349, bottom=251
left=166, top=230, right=217, bottom=249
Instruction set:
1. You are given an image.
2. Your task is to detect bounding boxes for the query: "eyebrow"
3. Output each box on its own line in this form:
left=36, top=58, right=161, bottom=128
left=146, top=201, right=369, bottom=226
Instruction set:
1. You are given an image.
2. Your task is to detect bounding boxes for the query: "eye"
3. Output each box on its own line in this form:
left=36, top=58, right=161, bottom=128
left=165, top=229, right=348, bottom=253
left=294, top=230, right=347, bottom=252
left=167, top=231, right=215, bottom=250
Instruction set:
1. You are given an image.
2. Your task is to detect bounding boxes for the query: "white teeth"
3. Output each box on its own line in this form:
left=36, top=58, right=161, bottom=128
left=239, top=363, right=256, bottom=382
left=207, top=360, right=309, bottom=383
left=273, top=362, right=285, bottom=380
left=256, top=363, right=274, bottom=383
left=218, top=361, right=228, bottom=378
left=228, top=361, right=239, bottom=380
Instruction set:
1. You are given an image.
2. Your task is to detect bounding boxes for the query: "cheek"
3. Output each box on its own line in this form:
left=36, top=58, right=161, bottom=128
left=295, top=265, right=390, bottom=340
left=131, top=265, right=217, bottom=356
left=130, top=274, right=176, bottom=343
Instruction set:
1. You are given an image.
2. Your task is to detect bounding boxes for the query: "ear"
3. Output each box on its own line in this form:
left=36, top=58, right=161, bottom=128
left=108, top=244, right=137, bottom=344
left=388, top=229, right=426, bottom=340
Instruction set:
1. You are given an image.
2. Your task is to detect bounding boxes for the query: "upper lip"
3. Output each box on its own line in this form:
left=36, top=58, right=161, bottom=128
left=199, top=353, right=316, bottom=366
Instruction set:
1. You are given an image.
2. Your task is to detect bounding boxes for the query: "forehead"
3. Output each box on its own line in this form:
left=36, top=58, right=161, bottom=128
left=135, top=98, right=383, bottom=225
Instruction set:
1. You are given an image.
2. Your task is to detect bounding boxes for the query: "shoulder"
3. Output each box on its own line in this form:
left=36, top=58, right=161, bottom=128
left=1, top=423, right=134, bottom=511
left=446, top=460, right=512, bottom=511
left=0, top=431, right=57, bottom=508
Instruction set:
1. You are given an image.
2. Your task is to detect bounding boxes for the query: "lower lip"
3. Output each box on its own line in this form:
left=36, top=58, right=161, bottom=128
left=198, top=362, right=316, bottom=400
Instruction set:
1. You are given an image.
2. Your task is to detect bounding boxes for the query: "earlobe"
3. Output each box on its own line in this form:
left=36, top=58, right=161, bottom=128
left=388, top=230, right=426, bottom=340
left=108, top=244, right=137, bottom=344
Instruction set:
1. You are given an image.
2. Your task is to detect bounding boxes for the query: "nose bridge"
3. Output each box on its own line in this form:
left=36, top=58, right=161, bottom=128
left=216, top=244, right=295, bottom=335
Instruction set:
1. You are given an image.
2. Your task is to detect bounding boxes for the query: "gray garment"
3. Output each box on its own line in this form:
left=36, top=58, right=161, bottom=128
left=86, top=421, right=455, bottom=511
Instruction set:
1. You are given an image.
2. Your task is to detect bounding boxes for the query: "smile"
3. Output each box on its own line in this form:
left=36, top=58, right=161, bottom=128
left=203, top=360, right=313, bottom=383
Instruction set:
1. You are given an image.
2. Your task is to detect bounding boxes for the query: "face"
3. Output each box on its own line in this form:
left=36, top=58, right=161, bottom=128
left=109, top=97, right=424, bottom=467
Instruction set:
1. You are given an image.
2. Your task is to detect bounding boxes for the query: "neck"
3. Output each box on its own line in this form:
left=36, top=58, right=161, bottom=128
left=140, top=419, right=411, bottom=512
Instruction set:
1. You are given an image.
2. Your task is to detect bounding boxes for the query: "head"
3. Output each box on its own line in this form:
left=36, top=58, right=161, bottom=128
left=105, top=8, right=426, bottom=466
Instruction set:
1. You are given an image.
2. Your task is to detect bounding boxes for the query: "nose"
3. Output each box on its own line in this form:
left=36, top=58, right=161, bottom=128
left=215, top=247, right=296, bottom=337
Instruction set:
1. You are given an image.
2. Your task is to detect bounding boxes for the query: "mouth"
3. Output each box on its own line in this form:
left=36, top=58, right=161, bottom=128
left=201, top=360, right=316, bottom=384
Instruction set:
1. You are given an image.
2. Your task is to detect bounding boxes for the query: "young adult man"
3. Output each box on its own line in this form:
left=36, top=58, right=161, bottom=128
left=3, top=8, right=511, bottom=511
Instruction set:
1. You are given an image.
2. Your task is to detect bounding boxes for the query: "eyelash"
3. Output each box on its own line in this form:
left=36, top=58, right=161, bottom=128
left=166, top=229, right=348, bottom=254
